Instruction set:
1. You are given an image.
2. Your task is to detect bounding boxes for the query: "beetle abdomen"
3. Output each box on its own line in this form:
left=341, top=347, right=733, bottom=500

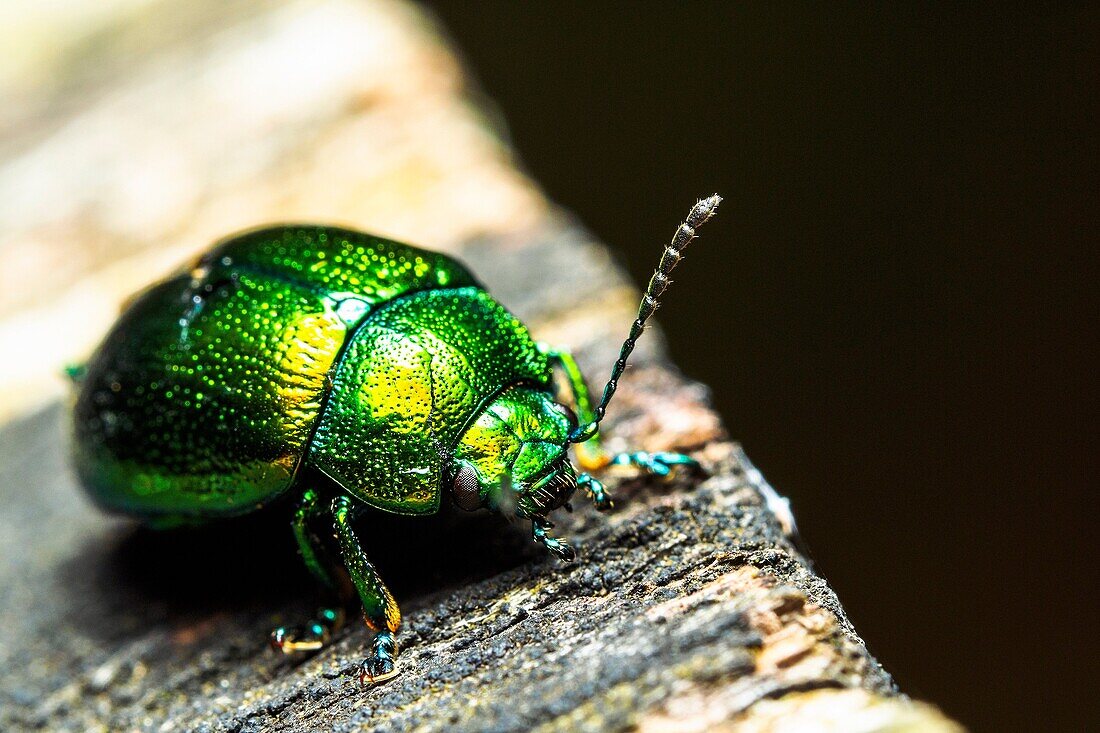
left=309, top=287, right=552, bottom=514
left=72, top=270, right=346, bottom=520
left=72, top=226, right=480, bottom=522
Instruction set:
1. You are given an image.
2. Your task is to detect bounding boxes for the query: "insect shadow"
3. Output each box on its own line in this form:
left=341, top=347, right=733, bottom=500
left=59, top=502, right=539, bottom=645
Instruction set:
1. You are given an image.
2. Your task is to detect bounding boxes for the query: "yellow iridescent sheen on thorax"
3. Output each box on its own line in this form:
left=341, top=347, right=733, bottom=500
left=308, top=287, right=553, bottom=514
left=452, top=386, right=576, bottom=511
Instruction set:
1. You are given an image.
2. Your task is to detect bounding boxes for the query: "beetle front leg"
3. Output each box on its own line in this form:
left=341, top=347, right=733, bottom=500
left=332, top=495, right=401, bottom=684
left=532, top=516, right=575, bottom=561
left=271, top=488, right=346, bottom=653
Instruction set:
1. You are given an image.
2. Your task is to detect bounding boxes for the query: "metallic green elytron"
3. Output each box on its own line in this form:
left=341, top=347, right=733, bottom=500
left=71, top=196, right=721, bottom=682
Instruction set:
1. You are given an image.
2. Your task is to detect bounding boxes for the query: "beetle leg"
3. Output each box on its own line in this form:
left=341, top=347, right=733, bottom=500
left=539, top=344, right=613, bottom=474
left=577, top=473, right=613, bottom=511
left=271, top=488, right=347, bottom=653
left=541, top=345, right=700, bottom=498
left=609, top=450, right=700, bottom=477
left=332, top=495, right=401, bottom=684
left=293, top=488, right=339, bottom=590
left=532, top=516, right=576, bottom=561
left=270, top=607, right=344, bottom=654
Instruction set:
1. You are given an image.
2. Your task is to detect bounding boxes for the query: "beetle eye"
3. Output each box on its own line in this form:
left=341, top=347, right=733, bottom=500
left=555, top=403, right=578, bottom=427
left=450, top=465, right=483, bottom=511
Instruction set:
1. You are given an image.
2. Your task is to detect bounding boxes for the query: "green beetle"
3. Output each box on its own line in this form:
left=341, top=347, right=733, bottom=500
left=71, top=196, right=721, bottom=682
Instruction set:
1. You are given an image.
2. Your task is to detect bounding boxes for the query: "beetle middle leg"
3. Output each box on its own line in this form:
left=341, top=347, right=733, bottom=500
left=332, top=495, right=401, bottom=684
left=609, top=450, right=700, bottom=476
left=270, top=488, right=346, bottom=653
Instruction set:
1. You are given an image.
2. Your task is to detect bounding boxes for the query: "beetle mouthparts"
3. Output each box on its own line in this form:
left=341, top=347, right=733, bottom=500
left=521, top=460, right=578, bottom=516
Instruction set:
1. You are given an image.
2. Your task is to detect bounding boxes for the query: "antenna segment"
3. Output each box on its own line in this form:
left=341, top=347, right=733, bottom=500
left=570, top=194, right=722, bottom=443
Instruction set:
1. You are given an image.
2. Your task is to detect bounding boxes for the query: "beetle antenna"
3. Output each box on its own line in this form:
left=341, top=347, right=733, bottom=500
left=570, top=194, right=721, bottom=443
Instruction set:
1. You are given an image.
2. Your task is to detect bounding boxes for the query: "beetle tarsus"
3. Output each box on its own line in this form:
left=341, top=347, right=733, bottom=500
left=610, top=451, right=701, bottom=478
left=359, top=630, right=399, bottom=685
left=578, top=473, right=613, bottom=511
left=269, top=607, right=344, bottom=654
left=532, top=516, right=576, bottom=561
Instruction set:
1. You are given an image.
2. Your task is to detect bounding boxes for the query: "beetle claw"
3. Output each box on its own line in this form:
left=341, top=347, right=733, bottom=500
left=611, top=451, right=701, bottom=478
left=549, top=541, right=576, bottom=562
left=578, top=473, right=613, bottom=511
left=532, top=516, right=576, bottom=561
left=359, top=658, right=398, bottom=685
left=359, top=630, right=399, bottom=685
left=269, top=624, right=326, bottom=654
left=269, top=607, right=343, bottom=654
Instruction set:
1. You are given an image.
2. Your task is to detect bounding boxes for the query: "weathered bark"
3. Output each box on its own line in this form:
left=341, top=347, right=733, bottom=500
left=0, top=1, right=961, bottom=731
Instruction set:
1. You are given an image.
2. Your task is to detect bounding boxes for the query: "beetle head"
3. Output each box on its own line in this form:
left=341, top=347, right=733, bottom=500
left=448, top=386, right=578, bottom=518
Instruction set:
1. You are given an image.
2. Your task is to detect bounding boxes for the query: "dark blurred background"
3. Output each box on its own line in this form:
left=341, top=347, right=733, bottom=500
left=426, top=3, right=1096, bottom=731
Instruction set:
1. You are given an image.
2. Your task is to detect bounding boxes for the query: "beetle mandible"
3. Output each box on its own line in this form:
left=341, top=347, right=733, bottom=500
left=71, top=195, right=721, bottom=682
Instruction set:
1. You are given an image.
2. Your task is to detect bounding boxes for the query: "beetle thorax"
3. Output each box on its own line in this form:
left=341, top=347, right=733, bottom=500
left=449, top=386, right=578, bottom=517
